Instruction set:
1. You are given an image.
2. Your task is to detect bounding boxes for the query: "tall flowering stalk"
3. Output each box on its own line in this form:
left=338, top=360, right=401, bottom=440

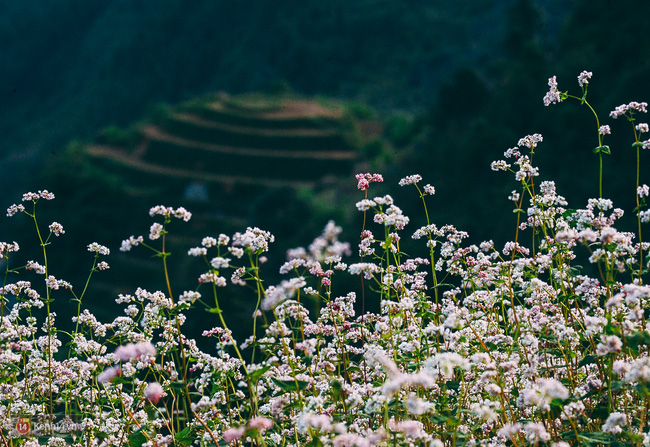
left=544, top=71, right=611, bottom=198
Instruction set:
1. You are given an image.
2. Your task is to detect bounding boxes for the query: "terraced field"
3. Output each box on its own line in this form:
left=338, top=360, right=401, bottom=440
left=86, top=93, right=368, bottom=194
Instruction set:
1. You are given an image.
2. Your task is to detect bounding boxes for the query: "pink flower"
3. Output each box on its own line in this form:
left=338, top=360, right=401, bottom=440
left=114, top=341, right=156, bottom=362
left=222, top=427, right=245, bottom=444
left=248, top=417, right=273, bottom=432
left=355, top=173, right=384, bottom=191
left=144, top=382, right=164, bottom=404
left=97, top=365, right=121, bottom=383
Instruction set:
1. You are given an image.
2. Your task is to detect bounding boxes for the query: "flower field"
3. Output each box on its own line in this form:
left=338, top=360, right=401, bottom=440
left=1, top=73, right=649, bottom=446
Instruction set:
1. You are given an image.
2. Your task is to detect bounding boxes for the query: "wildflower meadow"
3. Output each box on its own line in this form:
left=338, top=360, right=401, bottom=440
left=2, top=72, right=650, bottom=446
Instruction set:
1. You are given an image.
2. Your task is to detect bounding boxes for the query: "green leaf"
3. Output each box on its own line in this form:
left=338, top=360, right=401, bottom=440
left=175, top=425, right=202, bottom=447
left=578, top=354, right=597, bottom=368
left=247, top=365, right=271, bottom=383
left=304, top=437, right=325, bottom=447
left=593, top=145, right=611, bottom=155
left=626, top=331, right=650, bottom=350
left=127, top=428, right=149, bottom=447
left=206, top=307, right=222, bottom=314
left=445, top=380, right=460, bottom=391
left=270, top=377, right=310, bottom=392
left=169, top=381, right=186, bottom=390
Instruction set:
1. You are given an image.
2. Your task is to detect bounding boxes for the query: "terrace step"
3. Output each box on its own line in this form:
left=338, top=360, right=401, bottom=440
left=187, top=99, right=344, bottom=130
left=141, top=125, right=355, bottom=160
left=160, top=113, right=351, bottom=150
left=86, top=145, right=319, bottom=188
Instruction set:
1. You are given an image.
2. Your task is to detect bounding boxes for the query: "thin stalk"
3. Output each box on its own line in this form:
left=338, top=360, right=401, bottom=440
left=160, top=231, right=193, bottom=426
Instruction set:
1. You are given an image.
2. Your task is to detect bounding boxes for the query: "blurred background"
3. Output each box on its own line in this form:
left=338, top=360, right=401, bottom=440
left=2, top=0, right=649, bottom=341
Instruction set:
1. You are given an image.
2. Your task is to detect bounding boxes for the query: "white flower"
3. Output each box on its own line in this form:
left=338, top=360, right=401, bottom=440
left=543, top=76, right=561, bottom=106
left=577, top=70, right=592, bottom=87
left=603, top=412, right=627, bottom=434
left=399, top=174, right=422, bottom=186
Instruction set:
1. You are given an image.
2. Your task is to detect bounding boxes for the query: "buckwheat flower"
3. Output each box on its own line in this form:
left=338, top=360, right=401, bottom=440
left=524, top=422, right=551, bottom=443
left=217, top=234, right=230, bottom=245
left=144, top=382, right=164, bottom=404
left=610, top=101, right=648, bottom=118
left=0, top=242, right=19, bottom=259
left=26, top=260, right=46, bottom=274
left=179, top=290, right=201, bottom=304
left=6, top=203, right=25, bottom=216
left=231, top=266, right=246, bottom=285
left=173, top=206, right=192, bottom=222
left=426, top=352, right=470, bottom=379
left=222, top=426, right=245, bottom=444
left=543, top=75, right=561, bottom=106
left=470, top=400, right=499, bottom=422
left=643, top=139, right=650, bottom=150
left=97, top=365, right=121, bottom=383
left=577, top=228, right=598, bottom=243
left=48, top=222, right=65, bottom=236
left=356, top=199, right=376, bottom=211
left=149, top=205, right=173, bottom=218
left=497, top=423, right=522, bottom=440
left=641, top=210, right=650, bottom=223
left=114, top=341, right=156, bottom=362
left=248, top=416, right=273, bottom=432
left=504, top=147, right=521, bottom=158
left=388, top=420, right=427, bottom=439
left=637, top=123, right=649, bottom=133
left=423, top=184, right=435, bottom=195
left=232, top=227, right=274, bottom=253
left=46, top=275, right=72, bottom=290
left=210, top=257, right=231, bottom=269
left=520, top=377, right=569, bottom=412
left=356, top=173, right=384, bottom=191
left=187, top=246, right=207, bottom=257
left=149, top=223, right=164, bottom=240
left=198, top=273, right=227, bottom=286
left=596, top=335, right=622, bottom=356
left=638, top=184, right=649, bottom=198
left=97, top=261, right=110, bottom=270
left=406, top=393, right=433, bottom=416
left=518, top=133, right=543, bottom=148
left=297, top=412, right=333, bottom=433
left=603, top=412, right=627, bottom=434
left=624, top=356, right=650, bottom=383
left=508, top=191, right=520, bottom=202
left=490, top=160, right=510, bottom=171
left=22, top=190, right=55, bottom=202
left=120, top=235, right=143, bottom=252
left=577, top=70, right=592, bottom=87
left=196, top=236, right=216, bottom=248
left=228, top=247, right=244, bottom=258
left=87, top=242, right=110, bottom=255
left=399, top=174, right=422, bottom=186
left=348, top=262, right=380, bottom=279
left=599, top=125, right=611, bottom=135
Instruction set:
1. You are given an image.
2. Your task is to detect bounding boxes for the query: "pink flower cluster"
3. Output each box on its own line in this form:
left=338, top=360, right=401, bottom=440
left=355, top=173, right=384, bottom=191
